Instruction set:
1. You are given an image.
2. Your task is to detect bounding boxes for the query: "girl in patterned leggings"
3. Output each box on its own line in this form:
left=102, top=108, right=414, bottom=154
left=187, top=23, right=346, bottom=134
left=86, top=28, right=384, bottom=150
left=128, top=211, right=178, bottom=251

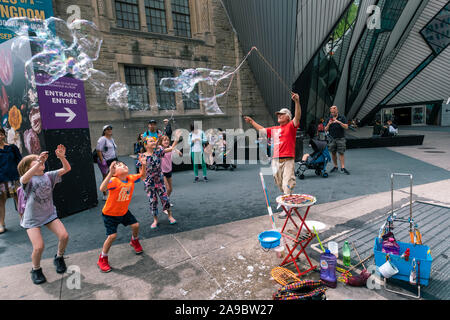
left=141, top=137, right=179, bottom=229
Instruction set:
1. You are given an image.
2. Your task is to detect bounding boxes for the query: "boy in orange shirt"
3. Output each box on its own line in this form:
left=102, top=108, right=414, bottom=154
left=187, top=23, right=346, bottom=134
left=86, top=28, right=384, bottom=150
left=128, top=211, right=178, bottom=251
left=97, top=154, right=147, bottom=273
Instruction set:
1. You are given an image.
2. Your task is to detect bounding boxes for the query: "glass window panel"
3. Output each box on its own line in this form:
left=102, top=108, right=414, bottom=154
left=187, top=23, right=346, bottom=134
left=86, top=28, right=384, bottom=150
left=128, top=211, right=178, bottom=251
left=183, top=86, right=200, bottom=110
left=115, top=0, right=140, bottom=30
left=293, top=0, right=360, bottom=129
left=125, top=66, right=149, bottom=110
left=346, top=0, right=408, bottom=113
left=172, top=0, right=191, bottom=37
left=154, top=68, right=176, bottom=110
left=145, top=0, right=167, bottom=33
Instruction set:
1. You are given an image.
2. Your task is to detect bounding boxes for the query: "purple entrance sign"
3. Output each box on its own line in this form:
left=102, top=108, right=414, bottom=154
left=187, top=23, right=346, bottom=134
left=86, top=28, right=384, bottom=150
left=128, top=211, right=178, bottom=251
left=36, top=76, right=89, bottom=130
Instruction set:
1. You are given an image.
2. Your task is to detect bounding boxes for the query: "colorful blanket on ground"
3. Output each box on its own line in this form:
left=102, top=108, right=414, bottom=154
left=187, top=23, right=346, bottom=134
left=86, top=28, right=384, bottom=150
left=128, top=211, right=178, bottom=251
left=273, top=280, right=327, bottom=300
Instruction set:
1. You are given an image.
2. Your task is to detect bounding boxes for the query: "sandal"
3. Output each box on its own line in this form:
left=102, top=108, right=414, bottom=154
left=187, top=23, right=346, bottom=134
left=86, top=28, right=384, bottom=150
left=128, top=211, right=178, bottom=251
left=151, top=222, right=158, bottom=229
left=169, top=218, right=177, bottom=225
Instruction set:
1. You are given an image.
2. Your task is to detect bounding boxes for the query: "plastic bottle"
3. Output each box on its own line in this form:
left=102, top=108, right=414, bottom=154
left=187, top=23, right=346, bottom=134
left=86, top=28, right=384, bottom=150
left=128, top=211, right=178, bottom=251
left=343, top=241, right=351, bottom=266
left=320, top=249, right=337, bottom=288
left=327, top=241, right=339, bottom=259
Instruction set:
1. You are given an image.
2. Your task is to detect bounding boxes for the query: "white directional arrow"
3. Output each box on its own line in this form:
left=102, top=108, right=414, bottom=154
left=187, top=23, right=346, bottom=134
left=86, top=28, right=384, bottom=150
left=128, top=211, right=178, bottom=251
left=55, top=107, right=76, bottom=123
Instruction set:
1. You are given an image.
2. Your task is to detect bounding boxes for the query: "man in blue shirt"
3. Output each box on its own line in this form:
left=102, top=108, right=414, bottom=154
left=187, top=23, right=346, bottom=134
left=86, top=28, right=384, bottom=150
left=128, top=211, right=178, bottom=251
left=143, top=120, right=162, bottom=141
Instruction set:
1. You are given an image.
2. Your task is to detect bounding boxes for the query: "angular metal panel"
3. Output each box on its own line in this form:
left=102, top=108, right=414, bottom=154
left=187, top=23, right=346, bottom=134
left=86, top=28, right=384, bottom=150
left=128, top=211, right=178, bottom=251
left=221, top=0, right=298, bottom=120
left=294, top=0, right=352, bottom=80
left=356, top=0, right=447, bottom=120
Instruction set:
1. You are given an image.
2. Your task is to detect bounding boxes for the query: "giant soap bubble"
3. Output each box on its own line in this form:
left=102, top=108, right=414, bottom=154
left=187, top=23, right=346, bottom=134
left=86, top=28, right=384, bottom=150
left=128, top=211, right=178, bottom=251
left=6, top=17, right=102, bottom=85
left=5, top=17, right=128, bottom=110
left=6, top=17, right=287, bottom=116
left=159, top=66, right=238, bottom=115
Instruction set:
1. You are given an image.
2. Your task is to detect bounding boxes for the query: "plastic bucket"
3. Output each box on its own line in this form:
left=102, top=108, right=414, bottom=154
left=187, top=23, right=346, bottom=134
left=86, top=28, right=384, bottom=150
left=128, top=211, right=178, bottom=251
left=258, top=230, right=281, bottom=249
left=373, top=238, right=432, bottom=285
left=378, top=260, right=399, bottom=278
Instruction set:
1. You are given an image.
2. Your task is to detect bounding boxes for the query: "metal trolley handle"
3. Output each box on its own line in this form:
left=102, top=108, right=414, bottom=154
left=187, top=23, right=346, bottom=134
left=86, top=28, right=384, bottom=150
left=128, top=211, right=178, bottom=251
left=390, top=173, right=413, bottom=227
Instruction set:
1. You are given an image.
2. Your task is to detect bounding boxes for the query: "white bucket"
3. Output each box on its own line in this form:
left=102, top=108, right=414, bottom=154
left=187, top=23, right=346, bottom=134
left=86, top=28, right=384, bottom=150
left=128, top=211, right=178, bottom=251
left=274, top=245, right=285, bottom=259
left=328, top=241, right=338, bottom=258
left=378, top=260, right=399, bottom=278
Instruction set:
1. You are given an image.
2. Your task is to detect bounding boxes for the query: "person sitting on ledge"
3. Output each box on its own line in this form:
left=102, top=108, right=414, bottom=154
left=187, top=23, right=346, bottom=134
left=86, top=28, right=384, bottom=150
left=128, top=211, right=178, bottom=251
left=372, top=120, right=383, bottom=137
left=381, top=120, right=398, bottom=137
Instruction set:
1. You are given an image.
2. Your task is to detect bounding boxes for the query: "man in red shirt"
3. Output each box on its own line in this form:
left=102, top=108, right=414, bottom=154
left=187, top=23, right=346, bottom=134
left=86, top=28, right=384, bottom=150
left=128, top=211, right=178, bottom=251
left=244, top=92, right=301, bottom=204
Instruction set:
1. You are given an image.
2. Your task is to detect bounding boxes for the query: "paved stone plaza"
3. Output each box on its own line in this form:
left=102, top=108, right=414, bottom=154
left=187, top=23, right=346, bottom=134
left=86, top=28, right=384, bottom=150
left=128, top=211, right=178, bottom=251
left=1, top=127, right=449, bottom=300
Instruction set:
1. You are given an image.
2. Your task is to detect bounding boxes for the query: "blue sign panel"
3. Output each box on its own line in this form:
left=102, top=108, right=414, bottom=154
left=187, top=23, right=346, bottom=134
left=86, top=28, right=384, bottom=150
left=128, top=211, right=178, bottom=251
left=0, top=0, right=54, bottom=44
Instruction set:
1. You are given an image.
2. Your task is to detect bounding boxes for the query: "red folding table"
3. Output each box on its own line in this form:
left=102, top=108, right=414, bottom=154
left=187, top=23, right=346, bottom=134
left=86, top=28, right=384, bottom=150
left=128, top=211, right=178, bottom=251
left=276, top=194, right=317, bottom=277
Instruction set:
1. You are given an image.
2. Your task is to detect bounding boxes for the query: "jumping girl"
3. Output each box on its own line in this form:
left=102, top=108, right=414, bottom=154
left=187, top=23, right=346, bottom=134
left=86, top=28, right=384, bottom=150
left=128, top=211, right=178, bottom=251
left=157, top=135, right=182, bottom=199
left=142, top=136, right=179, bottom=229
left=17, top=145, right=71, bottom=285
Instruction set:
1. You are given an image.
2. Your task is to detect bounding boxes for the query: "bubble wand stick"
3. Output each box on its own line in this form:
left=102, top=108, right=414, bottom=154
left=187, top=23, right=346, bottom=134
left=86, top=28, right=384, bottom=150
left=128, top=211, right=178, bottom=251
left=259, top=172, right=276, bottom=231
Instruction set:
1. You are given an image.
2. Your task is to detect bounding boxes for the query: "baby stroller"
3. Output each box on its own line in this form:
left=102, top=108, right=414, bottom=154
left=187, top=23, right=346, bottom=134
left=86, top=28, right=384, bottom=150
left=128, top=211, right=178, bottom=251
left=206, top=131, right=237, bottom=171
left=296, top=139, right=331, bottom=180
left=208, top=145, right=237, bottom=171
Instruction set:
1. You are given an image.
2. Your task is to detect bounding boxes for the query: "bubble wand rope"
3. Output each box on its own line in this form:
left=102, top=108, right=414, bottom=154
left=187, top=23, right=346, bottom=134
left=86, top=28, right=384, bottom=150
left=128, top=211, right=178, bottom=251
left=211, top=46, right=256, bottom=100
left=252, top=47, right=293, bottom=95
left=213, top=46, right=293, bottom=103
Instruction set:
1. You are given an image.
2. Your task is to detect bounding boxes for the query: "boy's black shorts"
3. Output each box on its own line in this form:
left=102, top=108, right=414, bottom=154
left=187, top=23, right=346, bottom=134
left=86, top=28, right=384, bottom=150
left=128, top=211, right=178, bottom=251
left=102, top=211, right=138, bottom=236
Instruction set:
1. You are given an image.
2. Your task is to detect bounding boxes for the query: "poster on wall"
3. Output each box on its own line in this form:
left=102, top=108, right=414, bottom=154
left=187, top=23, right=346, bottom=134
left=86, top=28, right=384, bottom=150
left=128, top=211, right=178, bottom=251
left=0, top=38, right=44, bottom=156
left=0, top=0, right=54, bottom=44
left=0, top=0, right=54, bottom=155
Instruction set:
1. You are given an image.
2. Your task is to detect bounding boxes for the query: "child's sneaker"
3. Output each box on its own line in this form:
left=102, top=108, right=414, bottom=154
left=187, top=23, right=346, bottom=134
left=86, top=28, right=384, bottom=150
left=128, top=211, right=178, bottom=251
left=194, top=177, right=199, bottom=183
left=204, top=177, right=208, bottom=182
left=130, top=238, right=143, bottom=254
left=97, top=254, right=112, bottom=273
left=30, top=268, right=47, bottom=285
left=53, top=255, right=67, bottom=274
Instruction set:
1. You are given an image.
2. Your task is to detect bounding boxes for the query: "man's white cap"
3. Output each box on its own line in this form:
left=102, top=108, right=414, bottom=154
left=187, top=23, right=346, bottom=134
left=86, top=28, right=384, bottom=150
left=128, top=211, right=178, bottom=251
left=275, top=108, right=292, bottom=119
left=103, top=124, right=112, bottom=131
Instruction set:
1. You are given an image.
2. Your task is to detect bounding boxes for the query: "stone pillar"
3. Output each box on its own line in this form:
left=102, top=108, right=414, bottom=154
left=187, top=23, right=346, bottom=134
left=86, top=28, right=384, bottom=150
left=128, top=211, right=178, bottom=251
left=175, top=92, right=184, bottom=114
left=147, top=67, right=159, bottom=115
left=105, top=0, right=115, bottom=20
left=138, top=0, right=148, bottom=31
left=97, top=0, right=106, bottom=16
left=165, top=0, right=175, bottom=35
left=195, top=0, right=214, bottom=44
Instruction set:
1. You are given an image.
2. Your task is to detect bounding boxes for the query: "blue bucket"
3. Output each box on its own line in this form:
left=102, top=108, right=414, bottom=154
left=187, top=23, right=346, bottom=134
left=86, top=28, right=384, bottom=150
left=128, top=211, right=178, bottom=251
left=374, top=238, right=432, bottom=286
left=259, top=230, right=281, bottom=249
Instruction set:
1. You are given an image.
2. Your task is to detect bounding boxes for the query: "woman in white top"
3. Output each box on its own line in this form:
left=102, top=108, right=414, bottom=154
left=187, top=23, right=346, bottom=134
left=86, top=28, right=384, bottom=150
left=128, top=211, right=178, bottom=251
left=96, top=125, right=118, bottom=200
left=188, top=123, right=208, bottom=182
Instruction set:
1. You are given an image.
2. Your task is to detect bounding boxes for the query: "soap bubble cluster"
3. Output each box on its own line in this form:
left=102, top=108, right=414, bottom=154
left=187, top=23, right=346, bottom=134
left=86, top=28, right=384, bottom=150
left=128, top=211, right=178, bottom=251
left=6, top=17, right=101, bottom=84
left=6, top=17, right=252, bottom=115
left=5, top=17, right=128, bottom=110
left=159, top=66, right=237, bottom=115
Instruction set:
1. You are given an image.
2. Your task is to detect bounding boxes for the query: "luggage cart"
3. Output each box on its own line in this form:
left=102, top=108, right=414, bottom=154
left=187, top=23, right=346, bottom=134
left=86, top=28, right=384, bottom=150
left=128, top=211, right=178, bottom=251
left=374, top=173, right=432, bottom=299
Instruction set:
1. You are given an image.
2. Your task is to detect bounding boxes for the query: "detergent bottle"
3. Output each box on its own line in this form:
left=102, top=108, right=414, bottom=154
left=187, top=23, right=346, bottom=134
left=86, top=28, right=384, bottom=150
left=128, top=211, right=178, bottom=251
left=343, top=241, right=351, bottom=266
left=320, top=249, right=337, bottom=288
